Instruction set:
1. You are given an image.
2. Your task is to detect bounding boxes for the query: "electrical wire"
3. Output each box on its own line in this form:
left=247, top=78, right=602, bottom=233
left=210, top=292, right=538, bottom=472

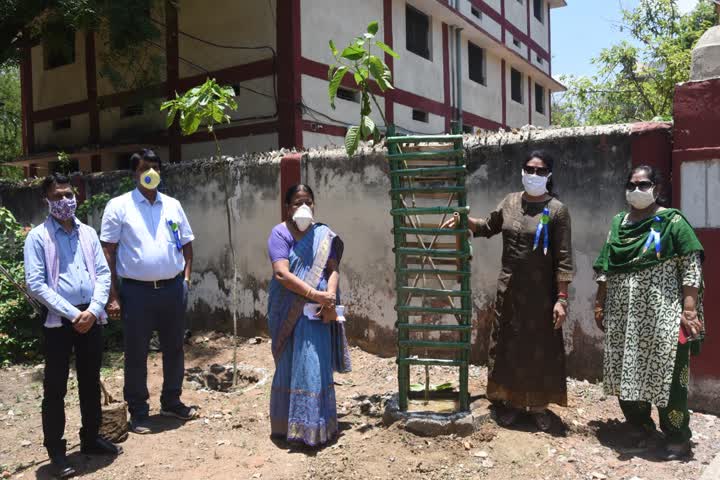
left=148, top=17, right=279, bottom=119
left=145, top=40, right=278, bottom=124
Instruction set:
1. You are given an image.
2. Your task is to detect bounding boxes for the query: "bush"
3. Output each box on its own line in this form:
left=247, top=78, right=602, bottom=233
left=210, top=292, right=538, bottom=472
left=0, top=207, right=40, bottom=366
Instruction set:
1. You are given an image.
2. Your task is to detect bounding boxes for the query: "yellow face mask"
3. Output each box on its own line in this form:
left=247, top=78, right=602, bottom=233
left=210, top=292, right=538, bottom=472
left=140, top=168, right=161, bottom=190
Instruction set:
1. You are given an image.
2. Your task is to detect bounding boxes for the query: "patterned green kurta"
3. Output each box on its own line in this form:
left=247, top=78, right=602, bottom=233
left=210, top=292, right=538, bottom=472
left=600, top=252, right=703, bottom=408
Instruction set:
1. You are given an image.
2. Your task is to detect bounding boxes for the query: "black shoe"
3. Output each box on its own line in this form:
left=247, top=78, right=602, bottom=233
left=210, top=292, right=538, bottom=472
left=662, top=441, right=692, bottom=460
left=50, top=454, right=76, bottom=479
left=160, top=403, right=199, bottom=421
left=80, top=436, right=123, bottom=455
left=129, top=416, right=153, bottom=434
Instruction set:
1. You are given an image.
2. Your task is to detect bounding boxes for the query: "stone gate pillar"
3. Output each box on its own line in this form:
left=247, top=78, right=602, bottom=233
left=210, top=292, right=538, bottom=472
left=673, top=20, right=720, bottom=413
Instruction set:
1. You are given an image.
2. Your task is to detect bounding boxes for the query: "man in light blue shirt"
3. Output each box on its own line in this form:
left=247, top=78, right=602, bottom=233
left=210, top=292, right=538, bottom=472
left=24, top=173, right=121, bottom=478
left=101, top=149, right=197, bottom=434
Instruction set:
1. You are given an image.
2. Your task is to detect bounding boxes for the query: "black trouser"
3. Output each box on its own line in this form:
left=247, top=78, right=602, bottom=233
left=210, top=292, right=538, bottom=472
left=42, top=315, right=103, bottom=458
left=121, top=275, right=187, bottom=418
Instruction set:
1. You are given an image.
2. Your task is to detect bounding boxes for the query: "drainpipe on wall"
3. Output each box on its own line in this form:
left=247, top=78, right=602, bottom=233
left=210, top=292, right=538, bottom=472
left=455, top=27, right=464, bottom=132
left=449, top=26, right=456, bottom=116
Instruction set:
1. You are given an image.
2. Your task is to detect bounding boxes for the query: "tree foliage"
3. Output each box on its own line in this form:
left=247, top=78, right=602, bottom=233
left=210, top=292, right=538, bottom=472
left=328, top=21, right=398, bottom=157
left=0, top=65, right=22, bottom=178
left=0, top=0, right=162, bottom=90
left=0, top=207, right=39, bottom=366
left=553, top=0, right=718, bottom=126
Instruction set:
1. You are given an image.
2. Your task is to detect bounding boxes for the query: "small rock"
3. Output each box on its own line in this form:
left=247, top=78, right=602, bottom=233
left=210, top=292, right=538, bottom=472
left=20, top=440, right=31, bottom=447
left=135, top=462, right=145, bottom=468
left=248, top=337, right=263, bottom=344
left=463, top=440, right=473, bottom=450
left=589, top=473, right=607, bottom=480
left=480, top=459, right=494, bottom=468
left=2, top=471, right=11, bottom=479
left=473, top=451, right=489, bottom=458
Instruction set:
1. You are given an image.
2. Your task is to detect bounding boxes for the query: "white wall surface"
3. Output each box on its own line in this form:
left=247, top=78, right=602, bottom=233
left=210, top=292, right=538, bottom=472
left=303, top=131, right=345, bottom=149
left=99, top=105, right=166, bottom=144
left=394, top=103, right=445, bottom=134
left=530, top=0, right=549, bottom=51
left=181, top=134, right=279, bottom=161
left=178, top=0, right=276, bottom=77
left=31, top=32, right=87, bottom=110
left=35, top=114, right=90, bottom=150
left=681, top=160, right=720, bottom=228
left=300, top=75, right=385, bottom=128
left=462, top=46, right=503, bottom=125
left=393, top=0, right=445, bottom=103
left=301, top=0, right=385, bottom=66
left=505, top=32, right=529, bottom=59
left=505, top=64, right=528, bottom=127
left=458, top=1, right=502, bottom=41
left=505, top=0, right=528, bottom=33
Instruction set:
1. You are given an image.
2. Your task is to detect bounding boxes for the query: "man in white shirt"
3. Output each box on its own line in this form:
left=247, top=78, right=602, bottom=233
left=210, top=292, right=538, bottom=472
left=101, top=149, right=197, bottom=434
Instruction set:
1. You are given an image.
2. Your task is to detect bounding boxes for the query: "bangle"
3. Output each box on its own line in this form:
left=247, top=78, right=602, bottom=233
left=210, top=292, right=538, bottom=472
left=557, top=297, right=568, bottom=305
left=594, top=306, right=604, bottom=313
left=557, top=292, right=569, bottom=299
left=305, top=287, right=313, bottom=299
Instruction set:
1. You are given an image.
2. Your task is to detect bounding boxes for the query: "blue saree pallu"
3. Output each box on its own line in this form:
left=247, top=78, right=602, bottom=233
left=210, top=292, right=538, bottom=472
left=268, top=224, right=351, bottom=446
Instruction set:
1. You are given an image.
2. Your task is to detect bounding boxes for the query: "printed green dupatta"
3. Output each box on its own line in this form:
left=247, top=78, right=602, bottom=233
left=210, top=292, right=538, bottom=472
left=593, top=208, right=704, bottom=275
left=594, top=208, right=705, bottom=354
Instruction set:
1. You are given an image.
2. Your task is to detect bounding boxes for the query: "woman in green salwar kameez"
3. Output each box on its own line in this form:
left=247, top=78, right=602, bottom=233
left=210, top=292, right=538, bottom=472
left=594, top=165, right=704, bottom=460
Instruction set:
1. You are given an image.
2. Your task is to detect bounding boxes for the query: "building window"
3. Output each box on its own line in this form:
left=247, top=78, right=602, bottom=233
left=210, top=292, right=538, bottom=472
left=43, top=30, right=76, bottom=70
left=468, top=42, right=486, bottom=86
left=512, top=37, right=521, bottom=48
left=336, top=87, right=360, bottom=103
left=471, top=6, right=482, bottom=19
left=535, top=83, right=546, bottom=114
left=406, top=4, right=431, bottom=60
left=122, top=104, right=144, bottom=117
left=536, top=54, right=544, bottom=65
left=412, top=109, right=429, bottom=123
left=534, top=0, right=544, bottom=23
left=52, top=118, right=72, bottom=131
left=511, top=68, right=523, bottom=104
left=516, top=0, right=524, bottom=4
left=462, top=124, right=474, bottom=134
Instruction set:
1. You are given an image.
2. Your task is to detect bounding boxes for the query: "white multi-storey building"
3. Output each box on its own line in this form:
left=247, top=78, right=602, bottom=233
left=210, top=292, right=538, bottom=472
left=13, top=0, right=566, bottom=176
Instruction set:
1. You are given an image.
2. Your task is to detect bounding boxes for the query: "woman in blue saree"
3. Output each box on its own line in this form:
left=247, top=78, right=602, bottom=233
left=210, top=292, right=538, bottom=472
left=267, top=184, right=351, bottom=447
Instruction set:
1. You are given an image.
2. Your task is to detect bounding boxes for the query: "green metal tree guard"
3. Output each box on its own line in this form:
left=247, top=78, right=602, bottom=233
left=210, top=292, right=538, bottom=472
left=386, top=127, right=472, bottom=412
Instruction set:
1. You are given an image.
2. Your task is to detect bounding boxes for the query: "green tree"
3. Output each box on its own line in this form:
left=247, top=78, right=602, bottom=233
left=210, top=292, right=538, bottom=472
left=161, top=78, right=245, bottom=385
left=328, top=21, right=398, bottom=156
left=553, top=0, right=718, bottom=126
left=0, top=0, right=162, bottom=91
left=0, top=66, right=22, bottom=178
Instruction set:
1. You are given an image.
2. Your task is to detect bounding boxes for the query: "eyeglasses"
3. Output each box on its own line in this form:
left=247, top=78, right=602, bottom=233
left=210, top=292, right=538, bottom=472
left=523, top=165, right=551, bottom=176
left=626, top=181, right=654, bottom=192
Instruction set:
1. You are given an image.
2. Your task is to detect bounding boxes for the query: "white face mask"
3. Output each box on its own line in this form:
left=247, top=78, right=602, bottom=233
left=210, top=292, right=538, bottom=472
left=626, top=187, right=656, bottom=210
left=292, top=204, right=314, bottom=232
left=522, top=170, right=551, bottom=197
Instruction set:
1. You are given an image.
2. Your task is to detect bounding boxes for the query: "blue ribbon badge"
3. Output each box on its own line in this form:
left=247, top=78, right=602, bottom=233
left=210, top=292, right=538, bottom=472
left=533, top=207, right=551, bottom=255
left=642, top=215, right=662, bottom=259
left=167, top=220, right=182, bottom=251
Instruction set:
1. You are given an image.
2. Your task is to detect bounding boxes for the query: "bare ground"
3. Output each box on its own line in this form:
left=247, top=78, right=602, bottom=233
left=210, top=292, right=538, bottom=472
left=1, top=333, right=719, bottom=480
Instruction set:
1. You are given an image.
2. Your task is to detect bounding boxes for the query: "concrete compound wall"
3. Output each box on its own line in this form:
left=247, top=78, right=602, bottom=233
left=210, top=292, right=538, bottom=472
left=9, top=122, right=719, bottom=411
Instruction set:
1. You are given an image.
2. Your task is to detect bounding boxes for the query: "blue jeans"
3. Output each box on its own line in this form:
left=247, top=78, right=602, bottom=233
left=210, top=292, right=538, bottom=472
left=120, top=276, right=187, bottom=418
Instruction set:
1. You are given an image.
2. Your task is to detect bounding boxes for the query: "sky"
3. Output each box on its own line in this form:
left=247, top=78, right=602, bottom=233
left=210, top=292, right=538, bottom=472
left=551, top=0, right=701, bottom=79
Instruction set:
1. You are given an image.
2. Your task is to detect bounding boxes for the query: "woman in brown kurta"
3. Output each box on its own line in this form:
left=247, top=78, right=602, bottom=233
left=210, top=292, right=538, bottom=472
left=449, top=151, right=574, bottom=430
